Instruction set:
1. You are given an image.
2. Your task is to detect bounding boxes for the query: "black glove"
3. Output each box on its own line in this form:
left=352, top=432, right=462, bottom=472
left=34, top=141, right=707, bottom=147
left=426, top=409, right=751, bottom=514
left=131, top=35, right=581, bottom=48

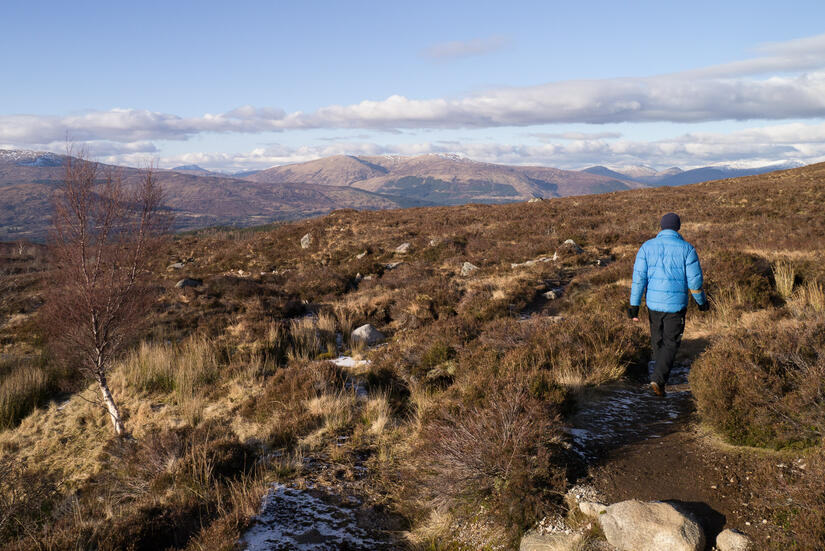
left=698, top=301, right=710, bottom=312
left=627, top=305, right=639, bottom=319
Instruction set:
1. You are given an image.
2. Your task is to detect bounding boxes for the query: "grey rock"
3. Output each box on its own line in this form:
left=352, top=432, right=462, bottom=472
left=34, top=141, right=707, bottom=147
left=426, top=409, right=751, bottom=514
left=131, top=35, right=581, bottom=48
left=384, top=261, right=403, bottom=270
left=520, top=530, right=583, bottom=551
left=579, top=500, right=608, bottom=517
left=351, top=324, right=385, bottom=346
left=300, top=233, right=313, bottom=249
left=428, top=238, right=440, bottom=247
left=716, top=529, right=753, bottom=551
left=543, top=290, right=558, bottom=300
left=175, top=278, right=202, bottom=289
left=460, top=262, right=479, bottom=276
left=356, top=250, right=368, bottom=259
left=598, top=500, right=705, bottom=551
left=167, top=262, right=184, bottom=270
left=562, top=239, right=584, bottom=254
left=596, top=257, right=614, bottom=266
left=395, top=242, right=411, bottom=254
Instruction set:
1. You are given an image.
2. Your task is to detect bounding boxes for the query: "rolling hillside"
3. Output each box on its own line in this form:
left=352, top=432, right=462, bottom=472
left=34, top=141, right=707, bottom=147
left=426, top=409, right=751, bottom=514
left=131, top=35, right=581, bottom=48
left=245, top=153, right=645, bottom=204
left=0, top=150, right=408, bottom=241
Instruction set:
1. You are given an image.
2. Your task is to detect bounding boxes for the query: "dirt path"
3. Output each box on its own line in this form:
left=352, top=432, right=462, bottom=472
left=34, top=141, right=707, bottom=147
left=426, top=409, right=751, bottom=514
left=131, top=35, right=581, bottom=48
left=571, top=328, right=778, bottom=548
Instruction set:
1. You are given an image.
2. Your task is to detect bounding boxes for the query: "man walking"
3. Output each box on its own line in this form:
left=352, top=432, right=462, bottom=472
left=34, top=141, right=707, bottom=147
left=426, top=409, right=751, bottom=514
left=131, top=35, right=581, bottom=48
left=628, top=213, right=708, bottom=396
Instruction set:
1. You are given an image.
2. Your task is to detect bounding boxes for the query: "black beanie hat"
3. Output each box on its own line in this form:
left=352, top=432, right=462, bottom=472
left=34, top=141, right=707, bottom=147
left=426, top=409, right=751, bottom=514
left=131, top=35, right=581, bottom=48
left=660, top=212, right=681, bottom=231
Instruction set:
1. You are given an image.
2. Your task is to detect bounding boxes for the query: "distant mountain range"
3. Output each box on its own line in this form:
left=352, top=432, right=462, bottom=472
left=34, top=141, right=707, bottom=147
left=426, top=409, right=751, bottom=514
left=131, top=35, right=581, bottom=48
left=244, top=154, right=645, bottom=205
left=582, top=161, right=804, bottom=187
left=0, top=149, right=803, bottom=241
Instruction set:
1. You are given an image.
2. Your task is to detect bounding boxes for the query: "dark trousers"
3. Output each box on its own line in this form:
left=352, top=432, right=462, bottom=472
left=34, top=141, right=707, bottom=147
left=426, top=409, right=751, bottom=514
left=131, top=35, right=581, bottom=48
left=648, top=308, right=686, bottom=388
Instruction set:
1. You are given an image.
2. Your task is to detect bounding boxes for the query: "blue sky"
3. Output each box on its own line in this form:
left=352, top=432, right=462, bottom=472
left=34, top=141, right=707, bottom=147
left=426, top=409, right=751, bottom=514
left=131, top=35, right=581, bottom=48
left=3, top=0, right=825, bottom=170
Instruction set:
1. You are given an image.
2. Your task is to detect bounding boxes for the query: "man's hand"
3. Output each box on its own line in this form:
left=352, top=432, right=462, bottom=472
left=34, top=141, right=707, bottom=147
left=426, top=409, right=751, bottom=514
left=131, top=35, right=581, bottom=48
left=698, top=301, right=710, bottom=312
left=627, top=305, right=640, bottom=321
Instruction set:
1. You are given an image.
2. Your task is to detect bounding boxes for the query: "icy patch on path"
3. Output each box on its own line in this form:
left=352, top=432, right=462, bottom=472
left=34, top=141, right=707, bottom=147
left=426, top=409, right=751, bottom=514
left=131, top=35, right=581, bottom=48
left=243, top=484, right=388, bottom=550
left=329, top=356, right=370, bottom=369
left=566, top=362, right=693, bottom=462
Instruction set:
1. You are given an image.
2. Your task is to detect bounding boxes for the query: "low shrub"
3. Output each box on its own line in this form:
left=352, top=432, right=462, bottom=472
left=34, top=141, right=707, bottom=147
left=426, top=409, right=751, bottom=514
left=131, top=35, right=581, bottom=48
left=412, top=373, right=567, bottom=542
left=691, top=315, right=825, bottom=448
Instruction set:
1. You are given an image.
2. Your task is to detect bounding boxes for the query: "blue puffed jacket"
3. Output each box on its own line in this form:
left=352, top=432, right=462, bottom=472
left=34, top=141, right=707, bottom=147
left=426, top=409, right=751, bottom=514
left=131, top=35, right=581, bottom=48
left=630, top=229, right=706, bottom=313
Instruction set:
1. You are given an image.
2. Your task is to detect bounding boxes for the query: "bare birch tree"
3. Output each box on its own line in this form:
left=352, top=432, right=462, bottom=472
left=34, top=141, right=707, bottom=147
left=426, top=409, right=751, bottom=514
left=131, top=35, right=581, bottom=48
left=42, top=150, right=169, bottom=436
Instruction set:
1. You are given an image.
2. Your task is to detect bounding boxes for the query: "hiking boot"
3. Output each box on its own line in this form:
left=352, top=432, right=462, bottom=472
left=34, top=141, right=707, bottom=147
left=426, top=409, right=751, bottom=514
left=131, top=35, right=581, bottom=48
left=650, top=382, right=666, bottom=397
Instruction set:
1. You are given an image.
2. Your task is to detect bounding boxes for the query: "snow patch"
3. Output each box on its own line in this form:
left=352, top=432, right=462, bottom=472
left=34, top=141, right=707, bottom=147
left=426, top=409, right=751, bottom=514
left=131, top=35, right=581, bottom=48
left=242, top=484, right=385, bottom=551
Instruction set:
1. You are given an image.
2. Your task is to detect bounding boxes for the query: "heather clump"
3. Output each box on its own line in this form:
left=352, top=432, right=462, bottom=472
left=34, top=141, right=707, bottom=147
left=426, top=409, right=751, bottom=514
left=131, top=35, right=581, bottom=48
left=691, top=315, right=825, bottom=449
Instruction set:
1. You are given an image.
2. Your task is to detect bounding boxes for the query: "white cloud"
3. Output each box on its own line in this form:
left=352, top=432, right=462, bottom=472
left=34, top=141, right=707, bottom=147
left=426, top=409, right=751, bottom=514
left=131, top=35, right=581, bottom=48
left=4, top=32, right=825, bottom=170
left=530, top=131, right=623, bottom=141
left=124, top=119, right=825, bottom=173
left=423, top=35, right=510, bottom=60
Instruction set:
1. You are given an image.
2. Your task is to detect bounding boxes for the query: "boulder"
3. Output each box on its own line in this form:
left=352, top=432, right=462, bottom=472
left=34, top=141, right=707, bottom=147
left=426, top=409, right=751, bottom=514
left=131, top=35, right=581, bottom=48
left=395, top=242, right=411, bottom=254
left=175, top=278, right=203, bottom=289
left=519, top=530, right=583, bottom=551
left=715, top=529, right=753, bottom=551
left=460, top=262, right=479, bottom=276
left=598, top=500, right=705, bottom=551
left=300, top=233, right=313, bottom=249
left=351, top=324, right=385, bottom=346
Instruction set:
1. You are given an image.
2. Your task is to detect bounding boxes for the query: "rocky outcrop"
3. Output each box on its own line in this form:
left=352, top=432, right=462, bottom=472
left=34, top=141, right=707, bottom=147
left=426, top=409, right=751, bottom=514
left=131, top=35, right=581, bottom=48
left=300, top=233, right=313, bottom=249
left=351, top=324, right=385, bottom=346
left=597, top=500, right=705, bottom=551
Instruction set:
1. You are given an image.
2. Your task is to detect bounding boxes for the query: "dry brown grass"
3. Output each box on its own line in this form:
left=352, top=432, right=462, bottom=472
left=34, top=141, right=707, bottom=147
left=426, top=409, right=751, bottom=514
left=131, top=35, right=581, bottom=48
left=773, top=260, right=796, bottom=300
left=5, top=162, right=825, bottom=548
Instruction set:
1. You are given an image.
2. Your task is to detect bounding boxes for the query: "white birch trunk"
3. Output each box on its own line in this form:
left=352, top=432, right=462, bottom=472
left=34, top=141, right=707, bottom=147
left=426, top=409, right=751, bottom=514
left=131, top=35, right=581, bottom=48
left=98, top=375, right=125, bottom=436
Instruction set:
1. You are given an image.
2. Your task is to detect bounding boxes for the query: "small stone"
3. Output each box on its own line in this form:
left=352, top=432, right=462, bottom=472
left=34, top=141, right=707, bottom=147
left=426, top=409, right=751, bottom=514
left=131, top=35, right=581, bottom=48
left=351, top=324, right=385, bottom=346
left=167, top=262, right=184, bottom=270
left=460, top=262, right=479, bottom=276
left=543, top=290, right=558, bottom=300
left=175, top=278, right=202, bottom=289
left=385, top=261, right=403, bottom=270
left=716, top=529, right=753, bottom=551
left=356, top=250, right=368, bottom=259
left=428, top=238, right=440, bottom=247
left=300, top=233, right=313, bottom=249
left=519, top=530, right=583, bottom=551
left=562, top=239, right=584, bottom=254
left=395, top=242, right=411, bottom=254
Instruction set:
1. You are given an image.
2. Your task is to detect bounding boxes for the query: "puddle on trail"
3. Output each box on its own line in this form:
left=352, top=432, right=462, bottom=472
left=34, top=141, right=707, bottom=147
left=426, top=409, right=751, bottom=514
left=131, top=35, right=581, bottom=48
left=243, top=484, right=395, bottom=551
left=567, top=362, right=694, bottom=462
